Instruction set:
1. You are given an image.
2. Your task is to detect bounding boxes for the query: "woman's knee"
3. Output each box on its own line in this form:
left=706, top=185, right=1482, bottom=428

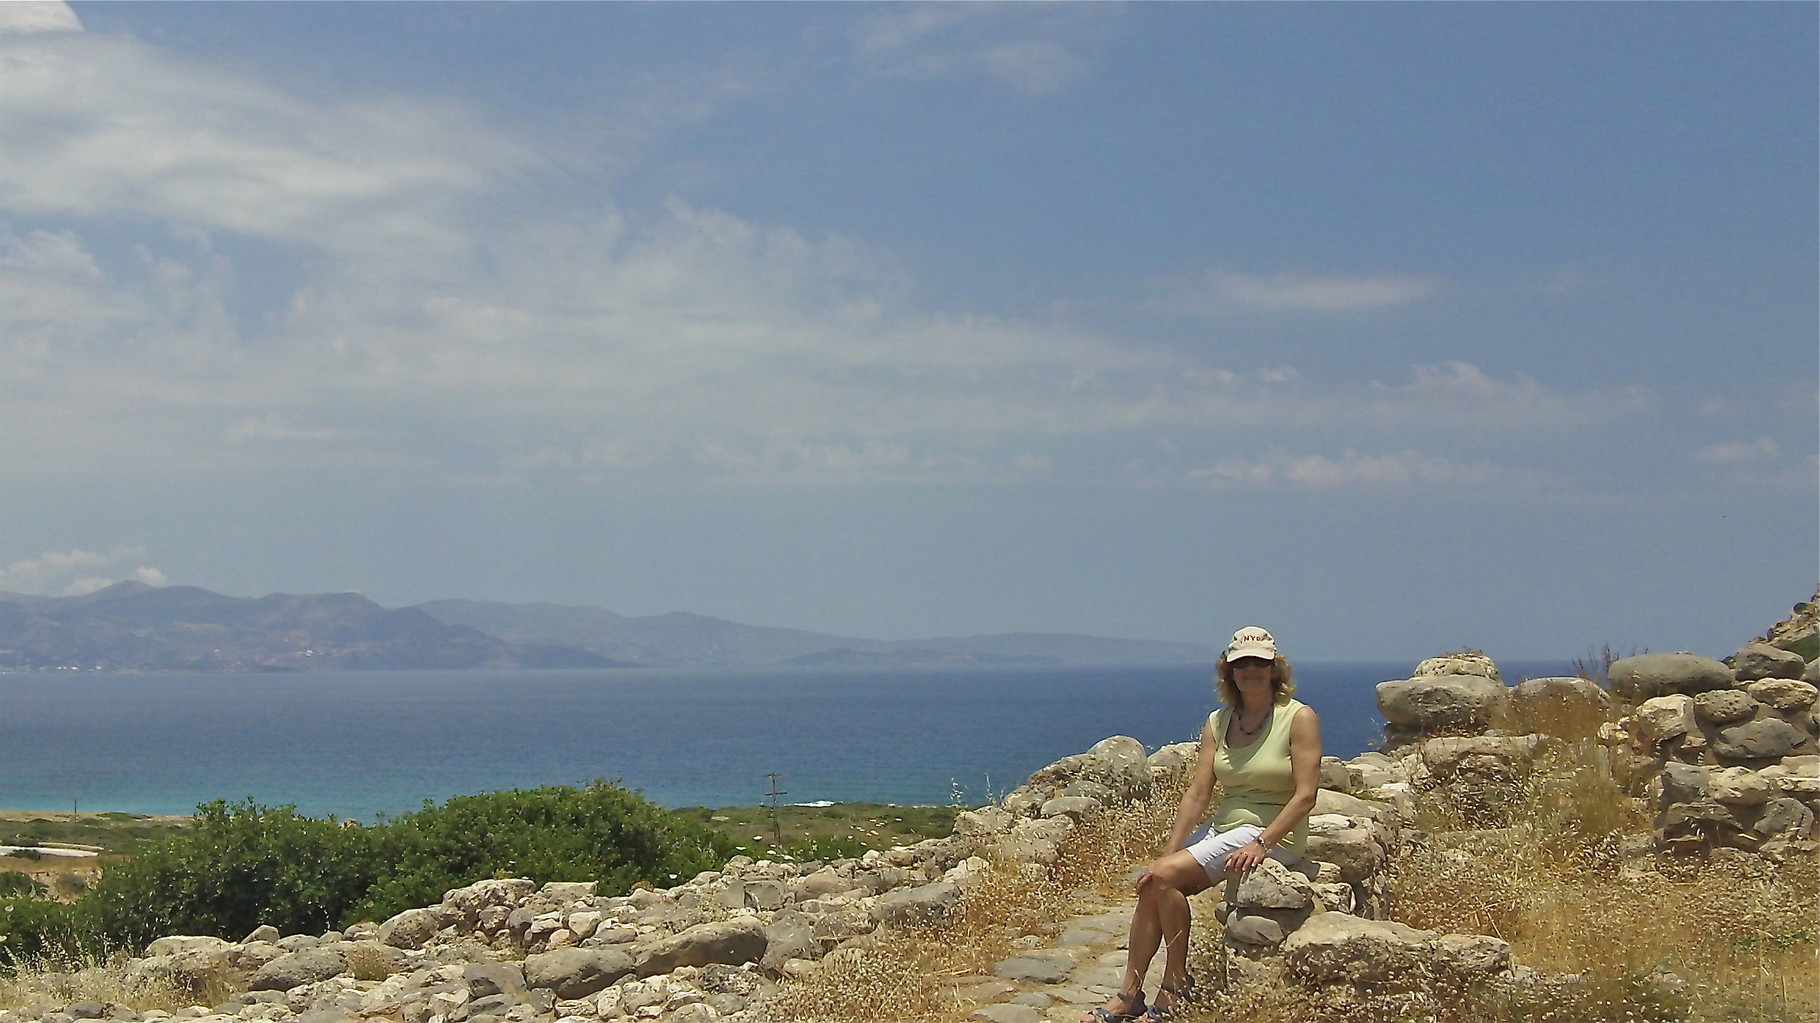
left=1142, top=852, right=1210, bottom=894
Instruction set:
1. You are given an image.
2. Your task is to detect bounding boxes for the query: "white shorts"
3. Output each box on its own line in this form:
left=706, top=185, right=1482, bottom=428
left=1182, top=823, right=1302, bottom=882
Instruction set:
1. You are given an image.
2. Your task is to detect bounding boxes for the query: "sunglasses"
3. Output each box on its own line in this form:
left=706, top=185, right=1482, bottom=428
left=1229, top=656, right=1274, bottom=670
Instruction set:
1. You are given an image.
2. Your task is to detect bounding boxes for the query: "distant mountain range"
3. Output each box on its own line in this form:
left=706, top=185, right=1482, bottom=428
left=412, top=599, right=1213, bottom=668
left=0, top=583, right=1214, bottom=672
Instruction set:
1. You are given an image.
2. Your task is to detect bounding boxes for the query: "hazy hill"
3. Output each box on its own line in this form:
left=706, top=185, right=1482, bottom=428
left=0, top=584, right=1214, bottom=672
left=413, top=599, right=889, bottom=667
left=414, top=598, right=1214, bottom=667
left=0, top=582, right=619, bottom=672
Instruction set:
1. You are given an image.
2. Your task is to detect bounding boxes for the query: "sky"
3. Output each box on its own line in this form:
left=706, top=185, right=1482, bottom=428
left=0, top=1, right=1813, bottom=661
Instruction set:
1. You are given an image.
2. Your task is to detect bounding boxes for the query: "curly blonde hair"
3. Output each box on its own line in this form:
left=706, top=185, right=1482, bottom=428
left=1214, top=653, right=1296, bottom=707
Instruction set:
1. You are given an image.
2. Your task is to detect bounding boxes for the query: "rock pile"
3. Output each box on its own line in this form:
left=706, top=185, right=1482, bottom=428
left=1608, top=646, right=1818, bottom=855
left=1374, top=651, right=1508, bottom=748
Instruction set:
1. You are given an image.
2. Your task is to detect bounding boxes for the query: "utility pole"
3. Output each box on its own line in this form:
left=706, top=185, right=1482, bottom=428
left=764, top=773, right=786, bottom=849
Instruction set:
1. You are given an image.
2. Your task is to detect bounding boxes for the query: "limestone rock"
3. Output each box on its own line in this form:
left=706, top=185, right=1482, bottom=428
left=524, top=947, right=635, bottom=999
left=1733, top=642, right=1808, bottom=682
left=759, top=910, right=817, bottom=970
left=1608, top=653, right=1734, bottom=701
left=1303, top=814, right=1387, bottom=883
left=1413, top=652, right=1501, bottom=681
left=1753, top=797, right=1816, bottom=840
left=463, top=962, right=528, bottom=999
left=873, top=880, right=962, bottom=928
left=1039, top=796, right=1101, bottom=822
left=972, top=1005, right=1044, bottom=1023
left=1630, top=695, right=1697, bottom=747
left=633, top=917, right=767, bottom=976
left=1377, top=675, right=1507, bottom=744
left=1281, top=912, right=1438, bottom=986
left=1002, top=735, right=1152, bottom=816
left=992, top=952, right=1073, bottom=984
left=1746, top=678, right=1819, bottom=714
left=442, top=879, right=536, bottom=925
left=1225, top=913, right=1286, bottom=948
left=1510, top=676, right=1611, bottom=720
left=144, top=936, right=232, bottom=958
left=248, top=947, right=346, bottom=992
left=1713, top=718, right=1810, bottom=763
left=1233, top=858, right=1314, bottom=912
left=1705, top=767, right=1775, bottom=807
left=1693, top=690, right=1761, bottom=726
left=378, top=908, right=442, bottom=950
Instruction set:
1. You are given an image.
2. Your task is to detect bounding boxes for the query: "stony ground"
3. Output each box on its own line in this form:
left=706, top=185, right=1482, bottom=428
left=947, top=898, right=1183, bottom=1023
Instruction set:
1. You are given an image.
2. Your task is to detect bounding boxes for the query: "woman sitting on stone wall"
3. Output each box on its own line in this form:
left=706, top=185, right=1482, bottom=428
left=1083, top=626, right=1323, bottom=1022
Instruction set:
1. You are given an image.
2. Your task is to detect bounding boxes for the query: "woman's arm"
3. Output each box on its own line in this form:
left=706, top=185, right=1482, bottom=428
left=1163, top=718, right=1221, bottom=853
left=1222, top=704, right=1322, bottom=873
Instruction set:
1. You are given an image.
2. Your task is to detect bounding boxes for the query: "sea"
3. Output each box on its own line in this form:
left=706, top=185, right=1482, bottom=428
left=0, top=661, right=1573, bottom=821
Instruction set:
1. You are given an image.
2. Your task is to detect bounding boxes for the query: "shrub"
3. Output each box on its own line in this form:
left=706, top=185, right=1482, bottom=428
left=0, top=896, right=83, bottom=967
left=347, top=781, right=737, bottom=923
left=79, top=799, right=381, bottom=949
left=0, top=874, right=43, bottom=900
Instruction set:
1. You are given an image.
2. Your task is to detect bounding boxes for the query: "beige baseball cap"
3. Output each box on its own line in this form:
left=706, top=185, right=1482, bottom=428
left=1225, top=626, right=1278, bottom=661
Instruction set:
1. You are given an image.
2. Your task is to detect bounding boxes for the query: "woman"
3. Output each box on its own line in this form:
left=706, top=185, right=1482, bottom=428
left=1083, top=626, right=1322, bottom=1022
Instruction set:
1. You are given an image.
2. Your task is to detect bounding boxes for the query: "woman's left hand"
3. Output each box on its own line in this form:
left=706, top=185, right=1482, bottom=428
left=1222, top=838, right=1268, bottom=873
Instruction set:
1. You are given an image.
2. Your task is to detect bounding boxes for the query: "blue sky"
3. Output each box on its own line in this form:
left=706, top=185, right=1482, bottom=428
left=0, top=1, right=1813, bottom=660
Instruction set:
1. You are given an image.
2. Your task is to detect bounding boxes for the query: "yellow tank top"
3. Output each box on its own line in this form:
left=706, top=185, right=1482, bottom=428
left=1207, top=697, right=1309, bottom=856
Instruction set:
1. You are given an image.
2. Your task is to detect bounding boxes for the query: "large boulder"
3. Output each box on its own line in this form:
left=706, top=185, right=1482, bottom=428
left=1607, top=654, right=1734, bottom=702
left=1002, top=735, right=1152, bottom=815
left=1693, top=689, right=1762, bottom=726
left=1412, top=651, right=1501, bottom=682
left=1734, top=642, right=1808, bottom=682
left=1746, top=678, right=1819, bottom=714
left=248, top=946, right=347, bottom=991
left=524, top=947, right=635, bottom=998
left=872, top=880, right=963, bottom=928
left=378, top=908, right=444, bottom=950
left=1712, top=718, right=1811, bottom=763
left=633, top=917, right=767, bottom=976
left=1509, top=676, right=1611, bottom=721
left=1377, top=675, right=1508, bottom=746
left=1282, top=912, right=1510, bottom=988
left=1628, top=695, right=1697, bottom=749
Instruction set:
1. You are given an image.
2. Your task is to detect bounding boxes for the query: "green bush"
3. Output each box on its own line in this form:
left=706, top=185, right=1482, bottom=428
left=348, top=781, right=737, bottom=923
left=59, top=783, right=736, bottom=950
left=0, top=874, right=43, bottom=900
left=79, top=799, right=381, bottom=949
left=0, top=896, right=82, bottom=967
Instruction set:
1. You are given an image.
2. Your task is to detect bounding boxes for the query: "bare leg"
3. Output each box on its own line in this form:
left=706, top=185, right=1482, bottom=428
left=1086, top=851, right=1211, bottom=1020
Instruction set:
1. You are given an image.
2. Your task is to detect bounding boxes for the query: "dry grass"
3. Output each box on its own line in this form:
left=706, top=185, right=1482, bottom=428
left=1390, top=716, right=1819, bottom=1023
left=0, top=943, right=191, bottom=1014
left=770, top=773, right=1193, bottom=1021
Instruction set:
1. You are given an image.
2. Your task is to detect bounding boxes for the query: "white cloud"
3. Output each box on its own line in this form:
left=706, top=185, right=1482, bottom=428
left=0, top=27, right=529, bottom=258
left=1691, top=437, right=1779, bottom=465
left=1157, top=268, right=1441, bottom=315
left=1186, top=448, right=1543, bottom=492
left=851, top=4, right=1111, bottom=95
left=0, top=548, right=166, bottom=595
left=1364, top=362, right=1649, bottom=429
left=0, top=17, right=1651, bottom=493
left=0, top=2, right=81, bottom=35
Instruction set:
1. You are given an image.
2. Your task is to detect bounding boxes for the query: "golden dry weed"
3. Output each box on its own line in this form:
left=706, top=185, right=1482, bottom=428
left=0, top=943, right=190, bottom=1014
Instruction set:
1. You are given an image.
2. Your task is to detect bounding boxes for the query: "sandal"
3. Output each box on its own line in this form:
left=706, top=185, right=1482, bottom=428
left=1084, top=989, right=1147, bottom=1023
left=1142, top=979, right=1195, bottom=1021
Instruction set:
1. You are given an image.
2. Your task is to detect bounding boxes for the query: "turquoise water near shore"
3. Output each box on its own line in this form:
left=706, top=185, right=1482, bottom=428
left=0, top=661, right=1571, bottom=820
